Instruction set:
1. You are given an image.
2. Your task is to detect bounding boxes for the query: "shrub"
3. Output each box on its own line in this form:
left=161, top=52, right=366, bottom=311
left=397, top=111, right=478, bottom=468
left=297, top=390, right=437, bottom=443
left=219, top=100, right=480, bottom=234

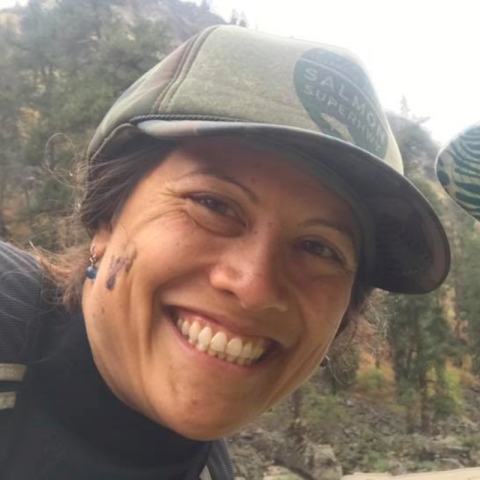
left=356, top=367, right=386, bottom=396
left=302, top=387, right=345, bottom=440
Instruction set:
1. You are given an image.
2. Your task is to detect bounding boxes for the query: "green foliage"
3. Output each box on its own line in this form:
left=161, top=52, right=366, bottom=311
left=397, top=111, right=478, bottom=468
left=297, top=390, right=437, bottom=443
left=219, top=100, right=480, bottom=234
left=462, top=433, right=480, bottom=450
left=456, top=225, right=480, bottom=374
left=356, top=367, right=385, bottom=396
left=362, top=451, right=389, bottom=472
left=0, top=19, right=26, bottom=236
left=432, top=366, right=464, bottom=420
left=0, top=0, right=206, bottom=245
left=385, top=147, right=458, bottom=431
left=416, top=461, right=437, bottom=472
left=389, top=286, right=455, bottom=430
left=302, top=387, right=345, bottom=436
left=387, top=283, right=454, bottom=430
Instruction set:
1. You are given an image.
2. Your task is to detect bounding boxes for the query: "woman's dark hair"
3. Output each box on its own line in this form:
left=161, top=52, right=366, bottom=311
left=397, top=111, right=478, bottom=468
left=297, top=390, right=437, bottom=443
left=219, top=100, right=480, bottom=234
left=81, top=137, right=175, bottom=234
left=40, top=137, right=376, bottom=335
left=40, top=137, right=174, bottom=308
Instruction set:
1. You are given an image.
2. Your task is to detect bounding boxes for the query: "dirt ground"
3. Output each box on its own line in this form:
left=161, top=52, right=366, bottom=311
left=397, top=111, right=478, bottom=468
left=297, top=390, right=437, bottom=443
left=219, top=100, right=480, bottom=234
left=343, top=468, right=480, bottom=479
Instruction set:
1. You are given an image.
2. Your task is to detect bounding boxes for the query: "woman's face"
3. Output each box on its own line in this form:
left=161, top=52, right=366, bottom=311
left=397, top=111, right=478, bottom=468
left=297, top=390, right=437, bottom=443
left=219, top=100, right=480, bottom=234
left=82, top=138, right=360, bottom=439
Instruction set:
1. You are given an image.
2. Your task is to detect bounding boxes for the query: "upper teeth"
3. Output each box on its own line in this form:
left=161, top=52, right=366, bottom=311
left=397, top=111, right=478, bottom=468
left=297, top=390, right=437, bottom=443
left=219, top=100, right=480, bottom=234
left=176, top=318, right=266, bottom=366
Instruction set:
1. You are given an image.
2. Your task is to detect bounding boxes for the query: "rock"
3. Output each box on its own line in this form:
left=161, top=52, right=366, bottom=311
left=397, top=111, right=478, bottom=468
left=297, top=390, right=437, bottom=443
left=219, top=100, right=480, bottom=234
left=265, top=466, right=290, bottom=476
left=229, top=441, right=269, bottom=480
left=231, top=424, right=342, bottom=479
left=263, top=465, right=302, bottom=480
left=277, top=442, right=343, bottom=480
left=387, top=459, right=407, bottom=476
left=470, top=450, right=480, bottom=466
left=439, top=457, right=464, bottom=470
left=431, top=435, right=468, bottom=457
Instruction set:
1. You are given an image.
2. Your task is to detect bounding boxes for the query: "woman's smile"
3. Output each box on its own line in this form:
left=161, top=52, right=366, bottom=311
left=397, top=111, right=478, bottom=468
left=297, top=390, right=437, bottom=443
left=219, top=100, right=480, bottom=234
left=166, top=306, right=274, bottom=366
left=82, top=137, right=358, bottom=439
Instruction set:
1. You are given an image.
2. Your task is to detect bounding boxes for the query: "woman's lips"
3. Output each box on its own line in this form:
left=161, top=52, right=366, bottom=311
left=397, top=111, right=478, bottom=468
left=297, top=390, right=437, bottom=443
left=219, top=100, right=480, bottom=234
left=167, top=307, right=272, bottom=366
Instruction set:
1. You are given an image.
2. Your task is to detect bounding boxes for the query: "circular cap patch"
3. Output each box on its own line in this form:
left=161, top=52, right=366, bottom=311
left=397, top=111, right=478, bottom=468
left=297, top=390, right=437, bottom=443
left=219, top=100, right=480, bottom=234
left=295, top=49, right=389, bottom=159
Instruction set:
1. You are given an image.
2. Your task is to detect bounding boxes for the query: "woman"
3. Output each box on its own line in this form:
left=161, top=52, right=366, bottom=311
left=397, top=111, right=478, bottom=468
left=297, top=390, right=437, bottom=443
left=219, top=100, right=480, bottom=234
left=0, top=26, right=450, bottom=479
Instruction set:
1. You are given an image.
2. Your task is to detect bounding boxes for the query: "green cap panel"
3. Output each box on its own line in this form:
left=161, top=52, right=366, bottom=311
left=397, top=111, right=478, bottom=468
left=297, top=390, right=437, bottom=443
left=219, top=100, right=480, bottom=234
left=155, top=27, right=402, bottom=173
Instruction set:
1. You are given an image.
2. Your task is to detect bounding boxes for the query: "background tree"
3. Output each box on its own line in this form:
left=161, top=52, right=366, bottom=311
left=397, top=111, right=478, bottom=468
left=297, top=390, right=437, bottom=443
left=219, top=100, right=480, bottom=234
left=385, top=115, right=460, bottom=432
left=0, top=20, right=23, bottom=238
left=0, top=0, right=203, bottom=246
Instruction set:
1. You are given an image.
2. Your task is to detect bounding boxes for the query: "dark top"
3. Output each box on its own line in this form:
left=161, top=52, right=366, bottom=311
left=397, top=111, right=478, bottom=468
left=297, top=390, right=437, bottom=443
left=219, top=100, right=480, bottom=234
left=0, top=242, right=232, bottom=480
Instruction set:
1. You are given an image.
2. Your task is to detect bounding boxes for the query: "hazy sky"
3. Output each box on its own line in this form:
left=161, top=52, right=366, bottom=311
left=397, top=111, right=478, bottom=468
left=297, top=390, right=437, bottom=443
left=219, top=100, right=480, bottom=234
left=2, top=0, right=479, bottom=143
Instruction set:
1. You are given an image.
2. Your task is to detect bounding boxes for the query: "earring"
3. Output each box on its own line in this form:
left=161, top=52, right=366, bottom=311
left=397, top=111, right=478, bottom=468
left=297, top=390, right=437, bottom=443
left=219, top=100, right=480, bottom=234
left=86, top=247, right=98, bottom=281
left=320, top=355, right=330, bottom=369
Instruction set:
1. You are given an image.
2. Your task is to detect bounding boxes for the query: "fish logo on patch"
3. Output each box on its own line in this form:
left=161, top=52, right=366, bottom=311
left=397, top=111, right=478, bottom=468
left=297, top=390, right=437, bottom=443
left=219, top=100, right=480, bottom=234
left=295, top=49, right=388, bottom=158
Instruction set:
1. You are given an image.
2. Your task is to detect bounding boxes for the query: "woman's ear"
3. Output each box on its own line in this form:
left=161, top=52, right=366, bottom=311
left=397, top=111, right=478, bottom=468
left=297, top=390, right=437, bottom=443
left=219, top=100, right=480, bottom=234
left=91, top=225, right=112, bottom=259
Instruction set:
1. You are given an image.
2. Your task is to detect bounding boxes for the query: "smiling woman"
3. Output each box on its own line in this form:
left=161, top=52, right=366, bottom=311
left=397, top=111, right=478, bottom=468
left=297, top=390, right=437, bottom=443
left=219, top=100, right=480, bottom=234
left=83, top=138, right=360, bottom=440
left=0, top=25, right=450, bottom=480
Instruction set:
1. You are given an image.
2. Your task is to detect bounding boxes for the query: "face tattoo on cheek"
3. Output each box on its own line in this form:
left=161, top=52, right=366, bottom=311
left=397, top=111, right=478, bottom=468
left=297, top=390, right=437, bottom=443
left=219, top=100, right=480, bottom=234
left=106, top=247, right=138, bottom=290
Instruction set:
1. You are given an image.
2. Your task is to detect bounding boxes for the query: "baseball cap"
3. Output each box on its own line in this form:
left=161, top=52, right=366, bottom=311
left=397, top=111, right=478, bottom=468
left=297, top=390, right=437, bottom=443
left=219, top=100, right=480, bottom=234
left=86, top=25, right=450, bottom=293
left=436, top=122, right=480, bottom=221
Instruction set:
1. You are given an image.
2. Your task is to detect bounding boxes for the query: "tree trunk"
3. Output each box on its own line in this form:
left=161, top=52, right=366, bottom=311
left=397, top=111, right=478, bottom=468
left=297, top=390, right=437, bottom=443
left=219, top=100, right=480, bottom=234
left=419, top=371, right=430, bottom=433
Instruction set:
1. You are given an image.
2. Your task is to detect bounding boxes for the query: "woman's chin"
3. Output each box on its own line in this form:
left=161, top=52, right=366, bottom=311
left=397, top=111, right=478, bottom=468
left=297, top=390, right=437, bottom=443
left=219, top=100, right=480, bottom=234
left=143, top=411, right=240, bottom=441
left=136, top=388, right=257, bottom=440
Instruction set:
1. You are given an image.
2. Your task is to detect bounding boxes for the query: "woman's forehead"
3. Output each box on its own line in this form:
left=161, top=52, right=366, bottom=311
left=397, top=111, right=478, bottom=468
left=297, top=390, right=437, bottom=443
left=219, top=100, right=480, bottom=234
left=162, top=138, right=350, bottom=200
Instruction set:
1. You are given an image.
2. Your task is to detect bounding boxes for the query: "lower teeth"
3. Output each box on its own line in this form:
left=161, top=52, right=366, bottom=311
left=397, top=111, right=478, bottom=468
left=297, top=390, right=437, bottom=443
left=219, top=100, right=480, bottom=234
left=193, top=340, right=254, bottom=365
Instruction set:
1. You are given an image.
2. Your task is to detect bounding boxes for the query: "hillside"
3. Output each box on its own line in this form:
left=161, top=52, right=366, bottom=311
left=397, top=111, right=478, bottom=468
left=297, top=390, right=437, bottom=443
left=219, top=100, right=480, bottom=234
left=116, top=0, right=225, bottom=43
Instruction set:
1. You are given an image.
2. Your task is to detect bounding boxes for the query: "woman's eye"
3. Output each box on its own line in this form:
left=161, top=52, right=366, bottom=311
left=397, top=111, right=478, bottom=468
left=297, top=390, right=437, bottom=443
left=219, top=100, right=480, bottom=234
left=186, top=194, right=244, bottom=236
left=300, top=240, right=341, bottom=262
left=190, top=195, right=232, bottom=217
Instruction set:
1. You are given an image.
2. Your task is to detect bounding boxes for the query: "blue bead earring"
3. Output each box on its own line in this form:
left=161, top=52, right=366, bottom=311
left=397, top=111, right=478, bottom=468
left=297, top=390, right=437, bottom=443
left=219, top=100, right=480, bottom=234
left=86, top=248, right=98, bottom=281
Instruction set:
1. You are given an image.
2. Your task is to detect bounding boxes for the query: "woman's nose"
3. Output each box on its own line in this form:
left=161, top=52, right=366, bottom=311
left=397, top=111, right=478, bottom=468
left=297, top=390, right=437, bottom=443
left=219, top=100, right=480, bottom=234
left=209, top=235, right=289, bottom=313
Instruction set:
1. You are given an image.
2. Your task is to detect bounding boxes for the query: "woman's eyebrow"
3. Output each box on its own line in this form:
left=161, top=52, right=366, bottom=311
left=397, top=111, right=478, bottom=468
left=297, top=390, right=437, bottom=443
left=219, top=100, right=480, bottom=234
left=180, top=167, right=258, bottom=203
left=300, top=218, right=358, bottom=245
